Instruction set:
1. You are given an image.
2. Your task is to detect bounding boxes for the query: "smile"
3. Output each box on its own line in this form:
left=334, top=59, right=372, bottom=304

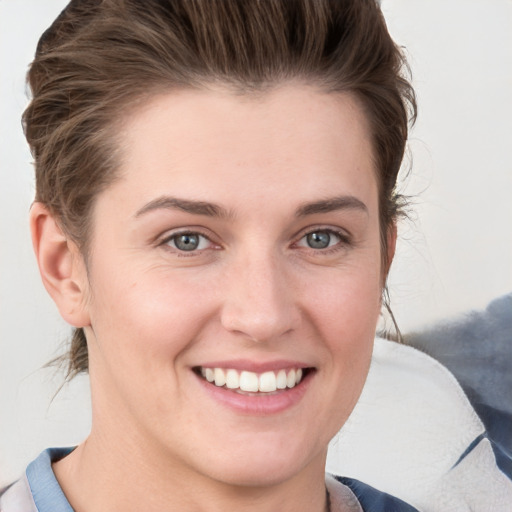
left=196, top=367, right=307, bottom=393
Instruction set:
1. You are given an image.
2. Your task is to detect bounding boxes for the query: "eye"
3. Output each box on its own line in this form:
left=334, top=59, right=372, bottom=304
left=164, top=232, right=212, bottom=252
left=296, top=229, right=344, bottom=250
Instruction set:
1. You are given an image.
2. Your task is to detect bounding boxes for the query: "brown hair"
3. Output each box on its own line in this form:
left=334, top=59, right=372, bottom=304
left=24, top=0, right=416, bottom=378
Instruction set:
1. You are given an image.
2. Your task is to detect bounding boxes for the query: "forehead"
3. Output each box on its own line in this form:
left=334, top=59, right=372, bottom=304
left=110, top=85, right=377, bottom=213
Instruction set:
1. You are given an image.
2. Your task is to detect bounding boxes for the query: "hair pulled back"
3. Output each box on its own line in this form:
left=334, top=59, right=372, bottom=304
left=24, top=0, right=416, bottom=378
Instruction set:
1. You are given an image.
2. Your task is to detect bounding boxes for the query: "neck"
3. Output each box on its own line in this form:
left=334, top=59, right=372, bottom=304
left=52, top=431, right=330, bottom=512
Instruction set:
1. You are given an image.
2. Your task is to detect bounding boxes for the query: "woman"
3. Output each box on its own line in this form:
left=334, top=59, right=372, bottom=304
left=1, top=1, right=419, bottom=510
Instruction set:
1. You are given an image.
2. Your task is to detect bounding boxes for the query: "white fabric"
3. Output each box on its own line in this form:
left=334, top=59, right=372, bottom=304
left=325, top=475, right=362, bottom=512
left=0, top=475, right=37, bottom=512
left=326, top=337, right=512, bottom=511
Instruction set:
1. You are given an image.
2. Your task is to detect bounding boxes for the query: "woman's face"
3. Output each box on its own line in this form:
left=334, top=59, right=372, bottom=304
left=79, top=85, right=387, bottom=486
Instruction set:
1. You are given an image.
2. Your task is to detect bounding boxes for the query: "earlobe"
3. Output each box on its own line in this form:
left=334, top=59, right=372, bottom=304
left=30, top=202, right=90, bottom=328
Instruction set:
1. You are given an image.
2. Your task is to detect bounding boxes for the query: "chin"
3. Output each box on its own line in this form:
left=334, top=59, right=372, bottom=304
left=192, top=435, right=327, bottom=488
left=208, top=459, right=309, bottom=488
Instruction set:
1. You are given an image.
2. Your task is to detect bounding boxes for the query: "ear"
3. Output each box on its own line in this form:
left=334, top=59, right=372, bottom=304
left=30, top=202, right=91, bottom=328
left=384, top=221, right=397, bottom=277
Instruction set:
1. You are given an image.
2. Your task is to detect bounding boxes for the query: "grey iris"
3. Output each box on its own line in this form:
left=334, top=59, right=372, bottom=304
left=175, top=233, right=199, bottom=251
left=307, top=231, right=330, bottom=249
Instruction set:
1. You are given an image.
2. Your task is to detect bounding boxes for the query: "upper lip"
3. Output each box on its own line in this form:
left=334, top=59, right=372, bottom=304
left=194, top=359, right=312, bottom=373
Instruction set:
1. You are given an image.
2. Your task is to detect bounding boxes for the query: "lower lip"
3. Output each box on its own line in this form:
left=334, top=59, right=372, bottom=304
left=195, top=371, right=313, bottom=415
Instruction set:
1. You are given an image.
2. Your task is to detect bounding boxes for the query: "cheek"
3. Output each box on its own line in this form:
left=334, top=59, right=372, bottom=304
left=84, top=268, right=219, bottom=424
left=298, top=269, right=380, bottom=438
left=302, top=259, right=381, bottom=380
left=87, top=265, right=215, bottom=370
left=307, top=262, right=382, bottom=337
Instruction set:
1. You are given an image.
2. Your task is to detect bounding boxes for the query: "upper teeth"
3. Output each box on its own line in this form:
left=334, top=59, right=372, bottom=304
left=200, top=367, right=304, bottom=393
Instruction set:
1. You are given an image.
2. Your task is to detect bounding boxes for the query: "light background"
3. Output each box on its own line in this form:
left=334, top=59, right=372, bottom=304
left=1, top=0, right=511, bottom=484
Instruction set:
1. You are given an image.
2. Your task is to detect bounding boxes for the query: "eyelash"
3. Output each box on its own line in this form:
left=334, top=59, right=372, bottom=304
left=158, top=227, right=351, bottom=255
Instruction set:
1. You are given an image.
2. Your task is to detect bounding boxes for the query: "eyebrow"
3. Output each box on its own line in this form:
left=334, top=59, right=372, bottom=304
left=295, top=196, right=368, bottom=217
left=135, top=194, right=368, bottom=219
left=135, top=196, right=232, bottom=219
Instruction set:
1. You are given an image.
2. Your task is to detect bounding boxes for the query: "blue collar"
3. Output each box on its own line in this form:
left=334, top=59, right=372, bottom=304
left=26, top=447, right=75, bottom=512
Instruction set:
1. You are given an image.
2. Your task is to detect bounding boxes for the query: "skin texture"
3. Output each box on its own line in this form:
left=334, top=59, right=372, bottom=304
left=31, top=85, right=395, bottom=512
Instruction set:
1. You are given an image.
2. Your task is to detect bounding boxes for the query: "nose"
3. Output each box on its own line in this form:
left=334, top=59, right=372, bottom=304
left=220, top=251, right=301, bottom=343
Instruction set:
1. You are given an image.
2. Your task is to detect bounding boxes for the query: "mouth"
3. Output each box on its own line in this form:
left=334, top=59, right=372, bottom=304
left=193, top=366, right=313, bottom=394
